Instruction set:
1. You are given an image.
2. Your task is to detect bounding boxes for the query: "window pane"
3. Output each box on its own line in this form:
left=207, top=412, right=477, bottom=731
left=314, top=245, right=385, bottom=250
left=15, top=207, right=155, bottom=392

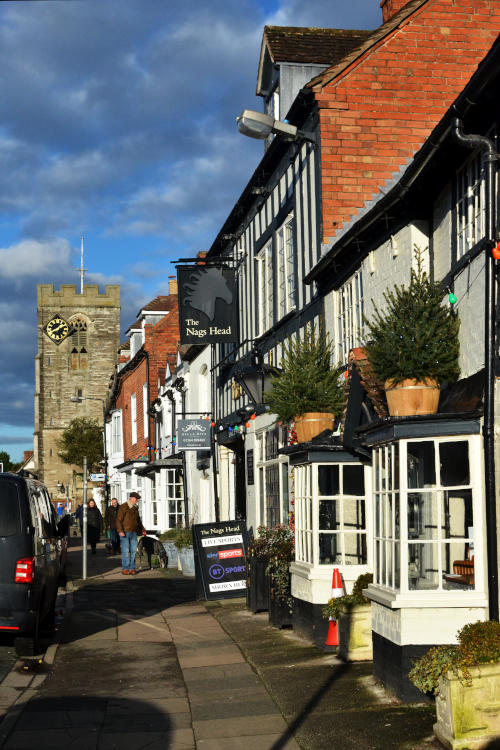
left=441, top=489, right=473, bottom=538
left=442, top=542, right=474, bottom=589
left=344, top=498, right=365, bottom=531
left=407, top=442, right=435, bottom=488
left=319, top=534, right=341, bottom=564
left=344, top=533, right=367, bottom=565
left=408, top=543, right=439, bottom=590
left=394, top=542, right=400, bottom=589
left=343, top=465, right=364, bottom=495
left=319, top=499, right=340, bottom=530
left=440, top=442, right=470, bottom=486
left=408, top=492, right=438, bottom=540
left=0, top=481, right=21, bottom=536
left=318, top=465, right=339, bottom=496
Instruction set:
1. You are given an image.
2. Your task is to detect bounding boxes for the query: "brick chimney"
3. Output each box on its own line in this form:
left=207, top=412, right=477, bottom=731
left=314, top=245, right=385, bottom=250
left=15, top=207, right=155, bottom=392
left=380, top=0, right=411, bottom=23
left=168, top=276, right=178, bottom=296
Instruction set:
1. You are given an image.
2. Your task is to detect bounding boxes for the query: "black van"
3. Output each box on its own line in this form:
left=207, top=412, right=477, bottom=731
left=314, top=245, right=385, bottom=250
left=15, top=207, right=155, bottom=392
left=0, top=472, right=67, bottom=655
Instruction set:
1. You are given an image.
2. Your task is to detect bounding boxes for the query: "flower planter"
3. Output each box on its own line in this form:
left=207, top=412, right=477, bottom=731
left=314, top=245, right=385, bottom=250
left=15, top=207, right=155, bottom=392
left=384, top=378, right=440, bottom=417
left=338, top=604, right=372, bottom=662
left=434, top=662, right=500, bottom=749
left=246, top=558, right=270, bottom=613
left=178, top=545, right=195, bottom=577
left=268, top=568, right=292, bottom=629
left=294, top=412, right=335, bottom=443
left=162, top=540, right=179, bottom=568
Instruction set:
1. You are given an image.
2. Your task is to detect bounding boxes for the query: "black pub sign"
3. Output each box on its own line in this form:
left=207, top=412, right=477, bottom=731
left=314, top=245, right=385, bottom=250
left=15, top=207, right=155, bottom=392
left=192, top=521, right=248, bottom=600
left=177, top=265, right=238, bottom=344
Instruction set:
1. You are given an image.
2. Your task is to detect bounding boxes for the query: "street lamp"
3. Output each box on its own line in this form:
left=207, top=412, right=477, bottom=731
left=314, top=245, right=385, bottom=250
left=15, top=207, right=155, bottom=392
left=70, top=395, right=110, bottom=512
left=236, top=109, right=316, bottom=144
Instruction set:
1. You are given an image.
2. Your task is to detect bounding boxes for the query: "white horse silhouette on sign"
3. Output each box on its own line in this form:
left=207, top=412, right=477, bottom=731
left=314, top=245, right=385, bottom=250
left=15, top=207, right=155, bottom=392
left=183, top=268, right=233, bottom=321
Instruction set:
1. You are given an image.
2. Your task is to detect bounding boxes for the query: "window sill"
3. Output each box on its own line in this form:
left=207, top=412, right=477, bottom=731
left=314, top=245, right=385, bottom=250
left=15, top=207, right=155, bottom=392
left=365, top=584, right=487, bottom=609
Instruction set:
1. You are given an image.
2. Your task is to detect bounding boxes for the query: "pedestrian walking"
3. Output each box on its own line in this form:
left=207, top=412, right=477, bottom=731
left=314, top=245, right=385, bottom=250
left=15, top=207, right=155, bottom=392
left=116, top=492, right=147, bottom=575
left=105, top=497, right=121, bottom=554
left=87, top=499, right=103, bottom=554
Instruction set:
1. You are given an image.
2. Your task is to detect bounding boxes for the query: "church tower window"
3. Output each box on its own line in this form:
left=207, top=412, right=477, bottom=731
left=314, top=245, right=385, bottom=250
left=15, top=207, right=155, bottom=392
left=69, top=317, right=89, bottom=371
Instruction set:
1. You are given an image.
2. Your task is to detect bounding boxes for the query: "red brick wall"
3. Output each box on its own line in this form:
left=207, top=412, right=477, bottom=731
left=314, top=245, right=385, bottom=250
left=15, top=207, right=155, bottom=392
left=314, top=0, right=500, bottom=244
left=114, top=296, right=179, bottom=462
left=115, top=358, right=148, bottom=462
left=380, top=0, right=413, bottom=23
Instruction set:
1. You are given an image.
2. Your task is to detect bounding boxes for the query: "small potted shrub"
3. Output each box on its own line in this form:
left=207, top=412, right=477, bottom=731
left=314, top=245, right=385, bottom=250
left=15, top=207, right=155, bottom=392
left=174, top=527, right=195, bottom=577
left=264, top=325, right=344, bottom=442
left=265, top=524, right=295, bottom=629
left=247, top=526, right=271, bottom=613
left=322, top=573, right=373, bottom=661
left=409, top=620, right=500, bottom=747
left=364, top=246, right=460, bottom=416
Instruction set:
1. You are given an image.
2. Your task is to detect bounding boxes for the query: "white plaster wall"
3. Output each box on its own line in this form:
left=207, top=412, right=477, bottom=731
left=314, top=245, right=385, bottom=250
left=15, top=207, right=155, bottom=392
left=371, top=601, right=487, bottom=645
left=453, top=254, right=485, bottom=378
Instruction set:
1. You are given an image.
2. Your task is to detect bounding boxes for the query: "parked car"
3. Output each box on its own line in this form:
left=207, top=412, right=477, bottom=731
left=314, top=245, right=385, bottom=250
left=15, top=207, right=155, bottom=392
left=0, top=472, right=67, bottom=656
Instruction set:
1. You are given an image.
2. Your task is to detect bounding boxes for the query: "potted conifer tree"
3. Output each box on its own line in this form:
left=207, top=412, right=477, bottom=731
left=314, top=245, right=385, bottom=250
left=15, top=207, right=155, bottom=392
left=264, top=325, right=345, bottom=442
left=363, top=247, right=460, bottom=416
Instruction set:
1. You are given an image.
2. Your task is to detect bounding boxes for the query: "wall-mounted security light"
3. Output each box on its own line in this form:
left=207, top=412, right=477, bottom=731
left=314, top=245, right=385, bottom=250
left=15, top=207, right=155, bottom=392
left=236, top=109, right=316, bottom=145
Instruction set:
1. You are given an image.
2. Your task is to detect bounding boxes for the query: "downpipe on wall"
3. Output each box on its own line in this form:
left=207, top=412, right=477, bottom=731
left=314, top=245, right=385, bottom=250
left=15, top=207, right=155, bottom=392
left=452, top=117, right=499, bottom=621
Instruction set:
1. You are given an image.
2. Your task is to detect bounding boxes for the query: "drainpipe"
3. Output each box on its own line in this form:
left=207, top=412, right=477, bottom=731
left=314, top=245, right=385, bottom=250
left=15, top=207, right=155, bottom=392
left=452, top=117, right=498, bottom=621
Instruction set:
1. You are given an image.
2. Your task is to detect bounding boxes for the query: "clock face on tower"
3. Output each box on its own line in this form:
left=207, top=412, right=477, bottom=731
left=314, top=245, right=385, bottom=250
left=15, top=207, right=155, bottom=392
left=45, top=315, right=70, bottom=344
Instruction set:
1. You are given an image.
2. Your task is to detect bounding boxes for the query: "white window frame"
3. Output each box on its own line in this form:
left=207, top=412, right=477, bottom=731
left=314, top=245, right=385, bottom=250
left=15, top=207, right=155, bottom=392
left=276, top=214, right=295, bottom=320
left=372, top=435, right=484, bottom=602
left=336, top=270, right=364, bottom=363
left=111, top=411, right=122, bottom=454
left=130, top=393, right=137, bottom=445
left=255, top=425, right=290, bottom=528
left=256, top=241, right=273, bottom=336
left=294, top=462, right=370, bottom=568
left=456, top=152, right=485, bottom=260
left=143, top=384, right=148, bottom=439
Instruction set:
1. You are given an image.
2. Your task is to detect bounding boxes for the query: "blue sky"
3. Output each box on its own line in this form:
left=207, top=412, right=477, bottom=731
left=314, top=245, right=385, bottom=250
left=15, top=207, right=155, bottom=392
left=0, top=0, right=381, bottom=462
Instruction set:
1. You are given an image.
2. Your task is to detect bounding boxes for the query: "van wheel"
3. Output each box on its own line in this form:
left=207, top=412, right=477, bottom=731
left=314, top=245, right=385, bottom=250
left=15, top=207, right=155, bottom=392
left=15, top=612, right=40, bottom=657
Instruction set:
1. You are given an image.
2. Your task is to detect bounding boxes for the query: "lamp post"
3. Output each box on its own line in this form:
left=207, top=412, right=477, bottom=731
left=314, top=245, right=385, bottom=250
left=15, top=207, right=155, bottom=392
left=70, top=396, right=110, bottom=514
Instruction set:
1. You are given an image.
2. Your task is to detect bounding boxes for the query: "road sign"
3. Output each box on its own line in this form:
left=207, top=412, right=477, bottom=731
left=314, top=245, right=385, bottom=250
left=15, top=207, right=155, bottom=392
left=90, top=473, right=105, bottom=481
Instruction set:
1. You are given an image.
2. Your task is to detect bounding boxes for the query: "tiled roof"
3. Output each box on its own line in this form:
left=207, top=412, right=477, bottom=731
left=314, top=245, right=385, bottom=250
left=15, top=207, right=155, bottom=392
left=141, top=295, right=177, bottom=313
left=263, top=26, right=373, bottom=66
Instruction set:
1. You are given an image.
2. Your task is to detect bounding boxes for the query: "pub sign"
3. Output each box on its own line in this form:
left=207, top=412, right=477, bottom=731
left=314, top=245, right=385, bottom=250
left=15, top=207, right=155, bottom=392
left=177, top=265, right=237, bottom=344
left=177, top=419, right=211, bottom=450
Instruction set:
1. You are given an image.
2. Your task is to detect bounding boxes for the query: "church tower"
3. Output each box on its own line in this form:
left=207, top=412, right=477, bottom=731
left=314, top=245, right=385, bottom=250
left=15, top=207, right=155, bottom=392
left=34, top=283, right=121, bottom=502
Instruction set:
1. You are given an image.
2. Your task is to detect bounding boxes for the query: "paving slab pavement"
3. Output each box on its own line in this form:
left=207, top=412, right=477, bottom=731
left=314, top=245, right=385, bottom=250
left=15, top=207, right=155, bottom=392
left=0, top=537, right=444, bottom=750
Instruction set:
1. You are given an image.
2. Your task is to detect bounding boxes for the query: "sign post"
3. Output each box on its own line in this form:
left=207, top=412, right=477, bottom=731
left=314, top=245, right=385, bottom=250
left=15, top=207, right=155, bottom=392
left=192, top=521, right=248, bottom=600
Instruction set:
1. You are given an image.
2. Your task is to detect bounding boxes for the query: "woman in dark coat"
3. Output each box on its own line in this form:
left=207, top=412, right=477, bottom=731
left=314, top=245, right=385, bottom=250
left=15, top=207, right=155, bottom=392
left=86, top=499, right=103, bottom=554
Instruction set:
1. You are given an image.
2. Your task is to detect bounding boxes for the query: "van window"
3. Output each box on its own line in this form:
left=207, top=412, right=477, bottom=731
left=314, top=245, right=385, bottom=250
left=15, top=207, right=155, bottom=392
left=0, top=481, right=22, bottom=537
left=30, top=488, right=55, bottom=538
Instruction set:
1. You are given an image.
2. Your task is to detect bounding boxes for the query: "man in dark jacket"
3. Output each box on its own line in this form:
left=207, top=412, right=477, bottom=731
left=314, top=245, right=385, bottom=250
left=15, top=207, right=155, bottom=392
left=105, top=497, right=121, bottom=554
left=116, top=492, right=146, bottom=575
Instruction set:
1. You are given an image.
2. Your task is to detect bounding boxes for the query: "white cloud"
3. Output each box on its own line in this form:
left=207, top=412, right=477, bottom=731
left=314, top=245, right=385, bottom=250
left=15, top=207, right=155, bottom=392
left=0, top=238, right=72, bottom=279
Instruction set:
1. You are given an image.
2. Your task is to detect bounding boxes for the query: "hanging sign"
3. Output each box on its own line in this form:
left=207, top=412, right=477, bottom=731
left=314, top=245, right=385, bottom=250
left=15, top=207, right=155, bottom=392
left=192, top=521, right=248, bottom=600
left=177, top=419, right=211, bottom=450
left=177, top=266, right=238, bottom=344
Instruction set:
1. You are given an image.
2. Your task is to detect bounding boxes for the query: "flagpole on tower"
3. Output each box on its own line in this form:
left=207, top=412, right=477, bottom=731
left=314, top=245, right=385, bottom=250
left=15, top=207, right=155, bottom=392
left=79, top=236, right=87, bottom=294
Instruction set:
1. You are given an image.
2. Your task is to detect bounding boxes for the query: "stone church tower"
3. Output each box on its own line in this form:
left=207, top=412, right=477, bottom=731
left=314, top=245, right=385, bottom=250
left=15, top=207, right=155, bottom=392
left=34, top=284, right=120, bottom=502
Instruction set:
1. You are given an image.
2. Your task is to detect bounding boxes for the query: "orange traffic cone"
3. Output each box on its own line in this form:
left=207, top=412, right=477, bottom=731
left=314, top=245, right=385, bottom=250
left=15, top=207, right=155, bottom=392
left=324, top=568, right=344, bottom=648
left=325, top=618, right=339, bottom=646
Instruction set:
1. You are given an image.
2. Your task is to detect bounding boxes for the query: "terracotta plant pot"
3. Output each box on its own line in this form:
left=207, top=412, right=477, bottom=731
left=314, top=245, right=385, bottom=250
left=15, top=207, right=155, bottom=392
left=294, top=412, right=335, bottom=442
left=384, top=378, right=440, bottom=417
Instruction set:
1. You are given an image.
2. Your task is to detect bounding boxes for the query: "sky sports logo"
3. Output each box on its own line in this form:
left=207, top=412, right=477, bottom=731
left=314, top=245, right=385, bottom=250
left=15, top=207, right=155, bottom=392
left=218, top=548, right=243, bottom=560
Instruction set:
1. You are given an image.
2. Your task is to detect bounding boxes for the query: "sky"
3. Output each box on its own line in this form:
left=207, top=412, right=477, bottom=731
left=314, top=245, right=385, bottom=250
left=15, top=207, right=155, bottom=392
left=0, top=0, right=382, bottom=462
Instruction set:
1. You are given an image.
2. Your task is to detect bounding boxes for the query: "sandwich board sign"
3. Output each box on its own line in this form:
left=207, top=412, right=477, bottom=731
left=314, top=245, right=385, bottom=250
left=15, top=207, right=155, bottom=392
left=192, top=521, right=248, bottom=600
